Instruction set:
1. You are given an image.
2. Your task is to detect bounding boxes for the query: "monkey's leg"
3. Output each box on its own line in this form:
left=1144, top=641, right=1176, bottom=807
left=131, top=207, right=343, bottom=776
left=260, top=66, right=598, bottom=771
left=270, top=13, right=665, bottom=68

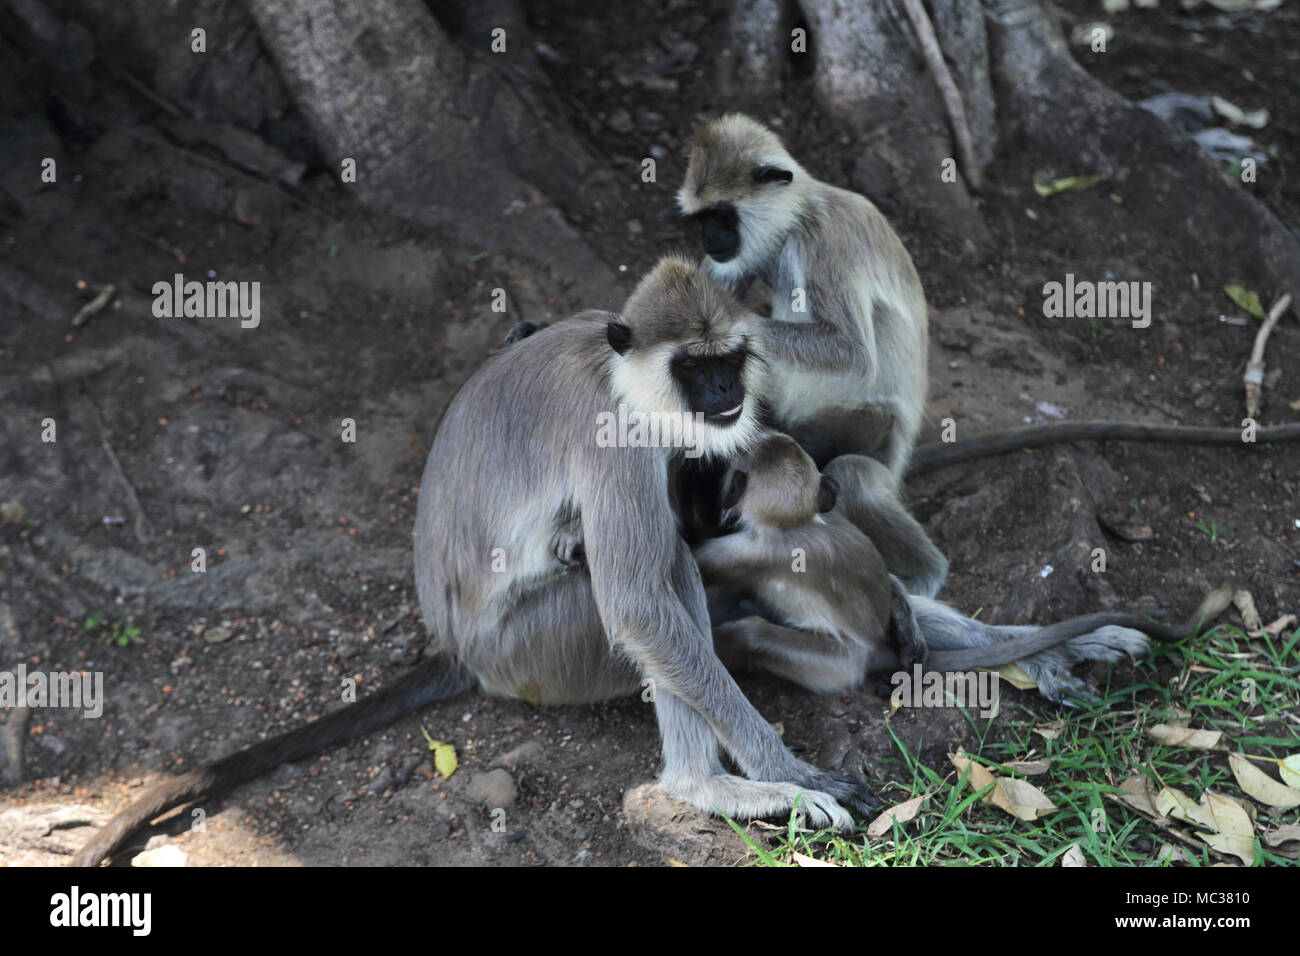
left=655, top=689, right=860, bottom=830
left=905, top=596, right=1149, bottom=703
left=470, top=571, right=642, bottom=705
left=651, top=542, right=878, bottom=821
left=889, top=575, right=928, bottom=670
left=713, top=617, right=874, bottom=694
left=824, top=454, right=949, bottom=598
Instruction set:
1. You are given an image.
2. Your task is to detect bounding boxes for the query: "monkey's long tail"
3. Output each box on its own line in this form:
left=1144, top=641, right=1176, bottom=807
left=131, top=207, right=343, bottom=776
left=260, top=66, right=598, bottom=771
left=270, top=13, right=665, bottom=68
left=919, top=585, right=1234, bottom=672
left=907, top=422, right=1300, bottom=477
left=71, top=653, right=475, bottom=867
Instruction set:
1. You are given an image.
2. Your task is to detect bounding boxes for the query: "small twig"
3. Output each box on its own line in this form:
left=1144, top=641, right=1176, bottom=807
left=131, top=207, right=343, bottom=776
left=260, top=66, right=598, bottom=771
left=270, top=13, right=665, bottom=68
left=900, top=0, right=982, bottom=191
left=109, top=66, right=185, bottom=119
left=1243, top=292, right=1293, bottom=419
left=71, top=283, right=117, bottom=328
left=81, top=388, right=149, bottom=545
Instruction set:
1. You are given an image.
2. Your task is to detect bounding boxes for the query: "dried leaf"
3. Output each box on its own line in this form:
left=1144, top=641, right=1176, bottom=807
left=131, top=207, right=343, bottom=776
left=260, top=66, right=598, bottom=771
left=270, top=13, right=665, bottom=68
left=1202, top=791, right=1254, bottom=837
left=1209, top=95, right=1269, bottom=130
left=950, top=750, right=997, bottom=793
left=1156, top=786, right=1218, bottom=830
left=1262, top=824, right=1300, bottom=848
left=1005, top=759, right=1052, bottom=776
left=1263, top=613, right=1298, bottom=636
left=987, top=662, right=1037, bottom=690
left=792, top=852, right=837, bottom=867
left=1280, top=755, right=1300, bottom=789
left=1034, top=719, right=1066, bottom=741
left=1231, top=589, right=1264, bottom=634
left=866, top=793, right=931, bottom=838
left=1061, top=844, right=1087, bottom=867
left=1115, top=776, right=1165, bottom=819
left=988, top=778, right=1059, bottom=821
left=1033, top=173, right=1107, bottom=198
left=1228, top=752, right=1300, bottom=808
left=1199, top=832, right=1255, bottom=865
left=1148, top=724, right=1226, bottom=750
left=1155, top=843, right=1193, bottom=865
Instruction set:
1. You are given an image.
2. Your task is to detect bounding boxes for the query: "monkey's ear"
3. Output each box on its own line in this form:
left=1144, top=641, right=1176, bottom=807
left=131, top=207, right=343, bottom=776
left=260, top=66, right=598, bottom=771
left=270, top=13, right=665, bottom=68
left=606, top=321, right=633, bottom=355
left=720, top=470, right=748, bottom=511
left=817, top=475, right=838, bottom=514
left=753, top=165, right=793, bottom=186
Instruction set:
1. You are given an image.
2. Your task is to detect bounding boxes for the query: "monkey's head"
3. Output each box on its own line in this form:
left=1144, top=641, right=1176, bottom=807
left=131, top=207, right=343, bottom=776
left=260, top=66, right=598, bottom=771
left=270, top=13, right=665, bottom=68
left=719, top=432, right=837, bottom=532
left=677, top=114, right=806, bottom=281
left=606, top=255, right=764, bottom=463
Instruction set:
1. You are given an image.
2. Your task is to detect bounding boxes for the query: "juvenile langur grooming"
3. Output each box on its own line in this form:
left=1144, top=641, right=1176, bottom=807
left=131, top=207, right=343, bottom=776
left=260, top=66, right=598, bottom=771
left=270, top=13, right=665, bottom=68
left=74, top=257, right=877, bottom=866
left=693, top=433, right=923, bottom=692
left=697, top=435, right=1233, bottom=702
left=678, top=113, right=947, bottom=597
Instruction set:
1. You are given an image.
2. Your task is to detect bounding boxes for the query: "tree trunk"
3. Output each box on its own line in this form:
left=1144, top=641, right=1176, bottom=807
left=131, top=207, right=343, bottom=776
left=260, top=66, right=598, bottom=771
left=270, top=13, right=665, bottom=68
left=246, top=0, right=619, bottom=304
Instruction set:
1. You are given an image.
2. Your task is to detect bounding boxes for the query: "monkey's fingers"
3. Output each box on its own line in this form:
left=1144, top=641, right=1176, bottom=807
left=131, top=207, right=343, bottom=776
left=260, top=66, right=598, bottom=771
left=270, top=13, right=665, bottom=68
left=804, top=770, right=881, bottom=820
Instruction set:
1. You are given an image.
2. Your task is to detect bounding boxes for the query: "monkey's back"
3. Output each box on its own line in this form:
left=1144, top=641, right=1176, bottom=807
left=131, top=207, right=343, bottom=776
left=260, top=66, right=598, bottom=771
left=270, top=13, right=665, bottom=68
left=413, top=313, right=615, bottom=650
left=768, top=181, right=929, bottom=473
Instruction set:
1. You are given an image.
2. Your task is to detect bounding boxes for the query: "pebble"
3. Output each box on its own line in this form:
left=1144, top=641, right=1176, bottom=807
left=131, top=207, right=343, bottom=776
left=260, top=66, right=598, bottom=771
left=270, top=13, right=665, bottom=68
left=466, top=768, right=518, bottom=809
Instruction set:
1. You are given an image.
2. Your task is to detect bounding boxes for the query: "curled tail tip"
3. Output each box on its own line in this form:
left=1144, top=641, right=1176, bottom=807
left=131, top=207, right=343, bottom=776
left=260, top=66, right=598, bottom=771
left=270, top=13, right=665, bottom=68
left=1188, top=583, right=1235, bottom=635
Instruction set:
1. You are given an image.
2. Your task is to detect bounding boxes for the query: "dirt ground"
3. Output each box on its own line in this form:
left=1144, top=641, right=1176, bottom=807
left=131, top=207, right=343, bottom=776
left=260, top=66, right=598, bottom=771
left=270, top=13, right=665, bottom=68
left=1, top=1, right=1297, bottom=866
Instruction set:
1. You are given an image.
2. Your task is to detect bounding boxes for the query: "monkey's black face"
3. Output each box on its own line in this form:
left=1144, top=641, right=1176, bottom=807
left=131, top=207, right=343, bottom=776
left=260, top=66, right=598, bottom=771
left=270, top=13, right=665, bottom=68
left=672, top=348, right=747, bottom=424
left=695, top=204, right=740, bottom=262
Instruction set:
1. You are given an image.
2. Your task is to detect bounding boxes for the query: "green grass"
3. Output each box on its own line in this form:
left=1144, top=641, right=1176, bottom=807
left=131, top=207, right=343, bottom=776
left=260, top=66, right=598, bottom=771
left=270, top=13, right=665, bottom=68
left=740, top=623, right=1300, bottom=867
left=83, top=610, right=143, bottom=647
left=1194, top=519, right=1224, bottom=544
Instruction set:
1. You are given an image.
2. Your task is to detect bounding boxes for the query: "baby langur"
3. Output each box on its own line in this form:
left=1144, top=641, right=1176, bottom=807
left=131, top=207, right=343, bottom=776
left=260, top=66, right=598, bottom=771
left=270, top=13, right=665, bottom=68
left=693, top=433, right=925, bottom=692
left=677, top=113, right=947, bottom=598
left=696, top=434, right=1233, bottom=703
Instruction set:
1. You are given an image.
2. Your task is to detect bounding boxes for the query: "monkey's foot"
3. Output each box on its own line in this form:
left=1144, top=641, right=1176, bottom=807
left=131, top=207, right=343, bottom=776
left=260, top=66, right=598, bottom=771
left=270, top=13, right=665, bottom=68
left=1014, top=626, right=1150, bottom=704
left=901, top=572, right=945, bottom=601
left=661, top=773, right=857, bottom=832
left=799, top=769, right=881, bottom=819
left=889, top=575, right=928, bottom=670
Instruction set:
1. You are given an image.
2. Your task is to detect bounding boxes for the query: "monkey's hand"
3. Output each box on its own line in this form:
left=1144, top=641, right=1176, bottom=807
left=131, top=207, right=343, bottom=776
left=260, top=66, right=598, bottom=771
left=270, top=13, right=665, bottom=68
left=504, top=320, right=549, bottom=345
left=550, top=525, right=585, bottom=568
left=889, top=575, right=928, bottom=669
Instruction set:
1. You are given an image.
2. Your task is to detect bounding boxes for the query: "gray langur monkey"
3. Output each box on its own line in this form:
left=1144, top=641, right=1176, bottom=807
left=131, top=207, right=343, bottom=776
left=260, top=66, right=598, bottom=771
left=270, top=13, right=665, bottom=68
left=676, top=113, right=949, bottom=598
left=695, top=433, right=1233, bottom=702
left=73, top=256, right=879, bottom=867
left=675, top=119, right=1300, bottom=487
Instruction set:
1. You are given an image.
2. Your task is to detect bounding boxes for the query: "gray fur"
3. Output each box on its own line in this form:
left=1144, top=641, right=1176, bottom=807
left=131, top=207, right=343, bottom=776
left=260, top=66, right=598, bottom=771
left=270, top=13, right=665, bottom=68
left=679, top=114, right=945, bottom=596
left=414, top=256, right=875, bottom=825
left=692, top=433, right=1213, bottom=704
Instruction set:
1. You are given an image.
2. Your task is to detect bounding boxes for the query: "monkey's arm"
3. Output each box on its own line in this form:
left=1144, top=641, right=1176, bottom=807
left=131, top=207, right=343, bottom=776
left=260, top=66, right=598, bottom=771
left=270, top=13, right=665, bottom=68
left=692, top=532, right=767, bottom=583
left=577, top=458, right=833, bottom=786
left=758, top=314, right=867, bottom=375
left=908, top=421, right=1300, bottom=477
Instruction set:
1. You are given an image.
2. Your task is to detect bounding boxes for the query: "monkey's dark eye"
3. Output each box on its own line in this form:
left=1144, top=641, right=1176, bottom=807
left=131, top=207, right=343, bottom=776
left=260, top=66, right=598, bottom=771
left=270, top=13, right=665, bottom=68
left=683, top=358, right=698, bottom=370
left=817, top=475, right=838, bottom=514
